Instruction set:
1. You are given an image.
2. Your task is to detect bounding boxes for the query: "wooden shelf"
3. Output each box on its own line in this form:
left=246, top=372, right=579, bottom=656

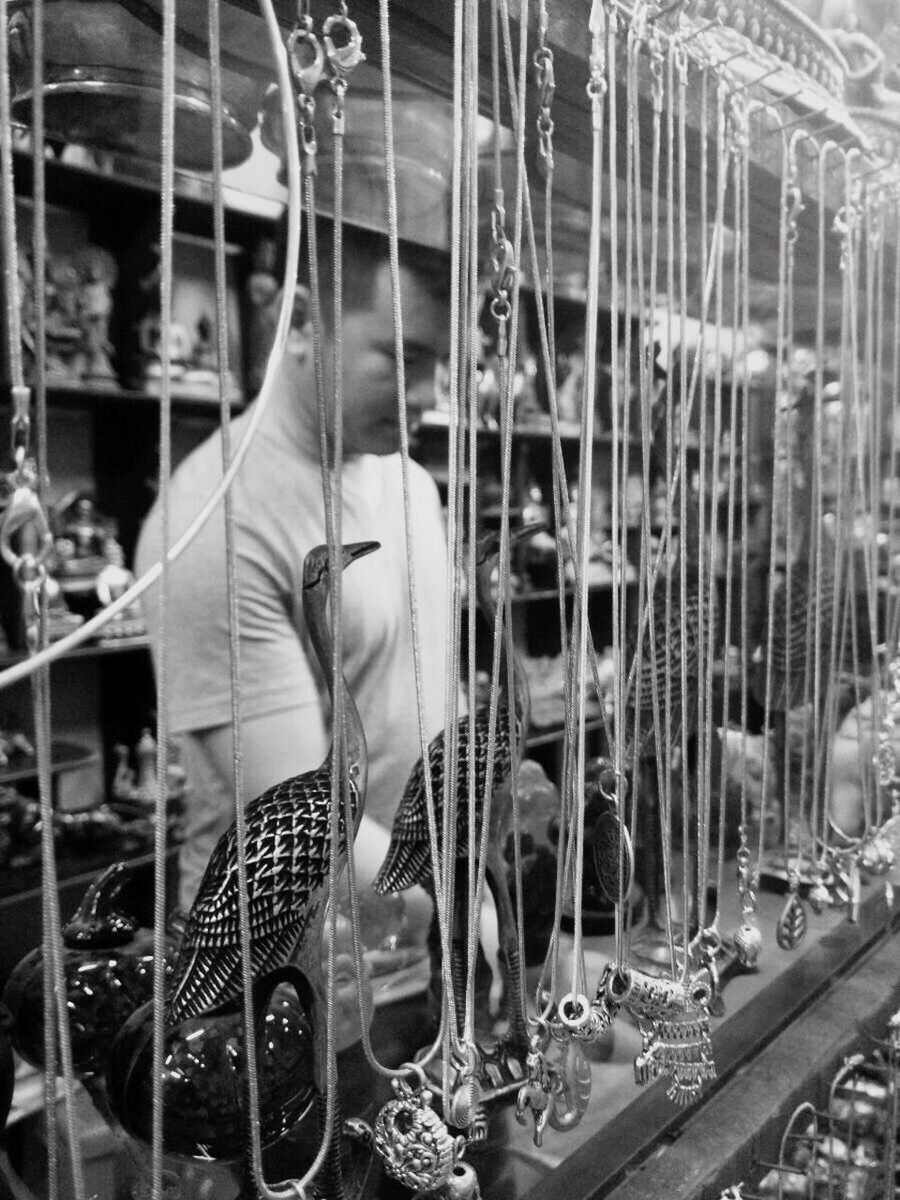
left=286, top=0, right=891, bottom=324
left=0, top=637, right=150, bottom=669
left=0, top=740, right=97, bottom=787
left=36, top=384, right=244, bottom=414
left=526, top=715, right=605, bottom=749
left=462, top=580, right=622, bottom=609
left=12, top=146, right=278, bottom=244
left=414, top=412, right=641, bottom=447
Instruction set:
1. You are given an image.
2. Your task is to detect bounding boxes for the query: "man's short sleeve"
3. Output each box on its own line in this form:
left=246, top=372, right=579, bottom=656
left=135, top=457, right=323, bottom=735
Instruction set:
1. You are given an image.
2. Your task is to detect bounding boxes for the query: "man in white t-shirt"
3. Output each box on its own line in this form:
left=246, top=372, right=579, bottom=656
left=135, top=221, right=450, bottom=955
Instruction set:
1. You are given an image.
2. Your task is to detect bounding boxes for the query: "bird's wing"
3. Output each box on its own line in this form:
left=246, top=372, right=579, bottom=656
left=166, top=923, right=305, bottom=1023
left=374, top=708, right=513, bottom=894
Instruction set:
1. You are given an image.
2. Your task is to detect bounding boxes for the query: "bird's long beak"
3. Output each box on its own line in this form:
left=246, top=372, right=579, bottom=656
left=345, top=540, right=381, bottom=563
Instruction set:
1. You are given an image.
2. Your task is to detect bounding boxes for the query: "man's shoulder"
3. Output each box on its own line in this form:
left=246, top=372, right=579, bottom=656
left=373, top=452, right=440, bottom=500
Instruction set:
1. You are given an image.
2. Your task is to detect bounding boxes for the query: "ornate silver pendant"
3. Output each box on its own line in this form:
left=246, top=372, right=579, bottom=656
left=614, top=965, right=717, bottom=1106
left=373, top=1076, right=466, bottom=1192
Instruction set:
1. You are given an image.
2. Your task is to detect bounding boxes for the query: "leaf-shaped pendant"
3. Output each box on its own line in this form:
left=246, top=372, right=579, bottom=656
left=775, top=890, right=807, bottom=951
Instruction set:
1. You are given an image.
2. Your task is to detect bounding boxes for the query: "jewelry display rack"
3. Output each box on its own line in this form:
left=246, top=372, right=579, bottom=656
left=1, top=1, right=900, bottom=1199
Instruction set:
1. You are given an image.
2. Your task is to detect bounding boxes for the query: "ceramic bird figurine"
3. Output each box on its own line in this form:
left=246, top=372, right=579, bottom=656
left=165, top=540, right=378, bottom=1024
left=374, top=525, right=542, bottom=1053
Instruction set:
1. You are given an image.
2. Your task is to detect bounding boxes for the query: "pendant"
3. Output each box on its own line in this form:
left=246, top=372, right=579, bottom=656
left=859, top=834, right=895, bottom=877
left=515, top=1032, right=554, bottom=1147
left=585, top=962, right=624, bottom=1035
left=775, top=888, right=807, bottom=951
left=445, top=1043, right=484, bottom=1137
left=373, top=1075, right=466, bottom=1192
left=733, top=920, right=762, bottom=969
left=615, top=965, right=716, bottom=1106
left=807, top=871, right=832, bottom=914
left=874, top=731, right=896, bottom=788
left=880, top=812, right=900, bottom=861
left=731, top=840, right=762, bottom=969
left=546, top=1035, right=593, bottom=1133
left=557, top=990, right=611, bottom=1042
left=590, top=772, right=634, bottom=906
left=437, top=1161, right=482, bottom=1199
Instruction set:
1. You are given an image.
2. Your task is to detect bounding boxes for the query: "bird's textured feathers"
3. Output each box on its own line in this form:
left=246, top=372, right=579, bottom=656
left=624, top=585, right=705, bottom=760
left=166, top=766, right=359, bottom=1023
left=374, top=705, right=516, bottom=895
left=751, top=559, right=837, bottom=713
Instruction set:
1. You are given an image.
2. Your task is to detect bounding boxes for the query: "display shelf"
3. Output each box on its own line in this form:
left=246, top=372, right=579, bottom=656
left=39, top=384, right=244, bottom=414
left=525, top=715, right=605, bottom=749
left=288, top=0, right=891, bottom=300
left=414, top=410, right=642, bottom=448
left=11, top=145, right=278, bottom=246
left=462, top=580, right=625, bottom=610
left=516, top=876, right=900, bottom=1200
left=0, top=741, right=97, bottom=788
left=0, top=637, right=150, bottom=670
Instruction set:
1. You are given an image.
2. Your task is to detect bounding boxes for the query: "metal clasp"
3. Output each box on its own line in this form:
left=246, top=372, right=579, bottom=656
left=287, top=24, right=325, bottom=99
left=322, top=13, right=365, bottom=81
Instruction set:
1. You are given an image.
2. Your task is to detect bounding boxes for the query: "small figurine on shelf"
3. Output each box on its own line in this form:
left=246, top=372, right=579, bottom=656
left=180, top=312, right=242, bottom=403
left=75, top=246, right=118, bottom=388
left=111, top=729, right=185, bottom=820
left=245, top=236, right=279, bottom=397
left=135, top=311, right=193, bottom=393
left=51, top=493, right=112, bottom=592
left=0, top=729, right=33, bottom=769
left=41, top=573, right=85, bottom=642
left=45, top=254, right=84, bottom=385
left=95, top=537, right=146, bottom=641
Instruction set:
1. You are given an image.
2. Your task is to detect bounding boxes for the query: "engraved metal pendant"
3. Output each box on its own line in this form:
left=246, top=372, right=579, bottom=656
left=614, top=965, right=717, bottom=1106
left=874, top=730, right=896, bottom=788
left=373, top=1076, right=466, bottom=1192
left=546, top=1035, right=593, bottom=1133
left=880, top=813, right=900, bottom=862
left=438, top=1161, right=482, bottom=1199
left=733, top=920, right=763, bottom=969
left=775, top=889, right=807, bottom=951
left=515, top=1033, right=554, bottom=1147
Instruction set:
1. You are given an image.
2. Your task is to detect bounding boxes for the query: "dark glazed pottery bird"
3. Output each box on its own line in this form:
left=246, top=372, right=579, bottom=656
left=107, top=965, right=315, bottom=1161
left=2, top=858, right=172, bottom=1083
left=374, top=526, right=543, bottom=1051
left=165, top=540, right=378, bottom=1024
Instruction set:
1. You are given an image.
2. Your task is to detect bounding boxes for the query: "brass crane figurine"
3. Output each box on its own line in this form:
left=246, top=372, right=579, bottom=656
left=166, top=540, right=378, bottom=1021
left=374, top=525, right=542, bottom=1056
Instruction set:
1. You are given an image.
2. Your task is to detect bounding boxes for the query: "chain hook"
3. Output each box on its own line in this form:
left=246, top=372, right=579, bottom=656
left=322, top=13, right=365, bottom=82
left=287, top=23, right=325, bottom=99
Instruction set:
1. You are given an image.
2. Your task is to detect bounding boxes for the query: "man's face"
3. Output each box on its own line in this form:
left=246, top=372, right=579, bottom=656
left=336, top=257, right=449, bottom=457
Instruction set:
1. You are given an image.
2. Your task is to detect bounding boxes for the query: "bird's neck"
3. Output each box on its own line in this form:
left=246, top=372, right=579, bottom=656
left=475, top=582, right=531, bottom=736
left=305, top=586, right=368, bottom=819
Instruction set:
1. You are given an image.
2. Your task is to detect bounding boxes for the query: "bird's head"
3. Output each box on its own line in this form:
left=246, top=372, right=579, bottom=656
left=302, top=541, right=381, bottom=591
left=470, top=522, right=548, bottom=604
left=472, top=521, right=548, bottom=567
